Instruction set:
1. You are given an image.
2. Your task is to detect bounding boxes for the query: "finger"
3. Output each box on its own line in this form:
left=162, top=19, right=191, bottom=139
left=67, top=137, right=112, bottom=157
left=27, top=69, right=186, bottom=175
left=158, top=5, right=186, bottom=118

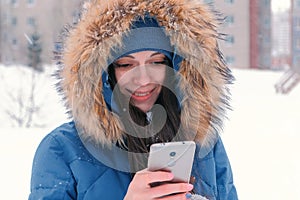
left=136, top=170, right=174, bottom=185
left=159, top=192, right=190, bottom=200
left=150, top=183, right=194, bottom=199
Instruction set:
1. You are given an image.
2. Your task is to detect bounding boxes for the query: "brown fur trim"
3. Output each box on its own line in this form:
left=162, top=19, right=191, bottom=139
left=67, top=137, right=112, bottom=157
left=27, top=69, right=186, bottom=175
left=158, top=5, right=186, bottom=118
left=57, top=0, right=233, bottom=147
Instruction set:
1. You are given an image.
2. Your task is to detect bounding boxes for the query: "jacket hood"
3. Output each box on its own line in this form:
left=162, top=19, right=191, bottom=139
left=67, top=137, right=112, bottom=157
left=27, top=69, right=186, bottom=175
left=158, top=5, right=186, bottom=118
left=56, top=0, right=233, bottom=148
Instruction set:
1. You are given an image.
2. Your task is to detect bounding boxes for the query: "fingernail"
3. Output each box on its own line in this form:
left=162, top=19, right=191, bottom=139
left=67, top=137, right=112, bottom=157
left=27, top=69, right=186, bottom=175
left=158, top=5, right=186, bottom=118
left=167, top=173, right=174, bottom=179
left=187, top=183, right=194, bottom=190
left=186, top=193, right=192, bottom=199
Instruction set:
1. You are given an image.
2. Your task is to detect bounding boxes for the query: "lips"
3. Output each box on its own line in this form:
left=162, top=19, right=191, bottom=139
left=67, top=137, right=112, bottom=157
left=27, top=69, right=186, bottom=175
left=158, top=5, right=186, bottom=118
left=128, top=88, right=156, bottom=102
left=133, top=91, right=151, bottom=96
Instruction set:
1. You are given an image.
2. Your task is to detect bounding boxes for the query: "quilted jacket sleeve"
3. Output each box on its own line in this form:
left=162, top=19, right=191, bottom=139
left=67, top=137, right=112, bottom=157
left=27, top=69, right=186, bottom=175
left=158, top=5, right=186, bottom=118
left=214, top=138, right=238, bottom=200
left=29, top=134, right=76, bottom=200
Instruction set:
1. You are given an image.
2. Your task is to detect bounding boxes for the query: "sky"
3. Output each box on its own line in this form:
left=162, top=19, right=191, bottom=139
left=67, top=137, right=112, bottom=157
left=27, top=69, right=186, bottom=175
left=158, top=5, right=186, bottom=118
left=272, top=0, right=291, bottom=12
left=0, top=64, right=300, bottom=199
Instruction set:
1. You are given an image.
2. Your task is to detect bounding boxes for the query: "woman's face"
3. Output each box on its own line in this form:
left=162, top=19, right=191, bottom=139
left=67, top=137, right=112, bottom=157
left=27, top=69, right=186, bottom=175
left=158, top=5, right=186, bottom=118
left=114, top=51, right=168, bottom=112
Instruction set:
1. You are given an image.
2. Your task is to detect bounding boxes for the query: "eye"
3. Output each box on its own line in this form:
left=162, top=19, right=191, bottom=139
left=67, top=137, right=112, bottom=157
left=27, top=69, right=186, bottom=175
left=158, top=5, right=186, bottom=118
left=113, top=63, right=132, bottom=68
left=150, top=58, right=170, bottom=66
left=152, top=60, right=166, bottom=65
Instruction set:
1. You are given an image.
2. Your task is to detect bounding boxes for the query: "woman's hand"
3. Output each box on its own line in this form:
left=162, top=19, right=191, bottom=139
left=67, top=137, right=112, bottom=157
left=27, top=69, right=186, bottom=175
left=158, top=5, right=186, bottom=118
left=124, top=169, right=194, bottom=200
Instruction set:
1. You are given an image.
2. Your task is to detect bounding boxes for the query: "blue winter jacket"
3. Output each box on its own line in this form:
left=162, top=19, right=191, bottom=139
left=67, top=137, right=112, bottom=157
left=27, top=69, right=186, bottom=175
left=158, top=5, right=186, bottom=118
left=29, top=121, right=238, bottom=200
left=29, top=1, right=239, bottom=198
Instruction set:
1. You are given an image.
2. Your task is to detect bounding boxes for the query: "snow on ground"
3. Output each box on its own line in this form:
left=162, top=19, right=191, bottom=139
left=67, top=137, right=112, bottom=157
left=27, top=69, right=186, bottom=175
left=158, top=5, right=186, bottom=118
left=0, top=64, right=300, bottom=199
left=223, top=69, right=300, bottom=200
left=0, top=64, right=69, bottom=199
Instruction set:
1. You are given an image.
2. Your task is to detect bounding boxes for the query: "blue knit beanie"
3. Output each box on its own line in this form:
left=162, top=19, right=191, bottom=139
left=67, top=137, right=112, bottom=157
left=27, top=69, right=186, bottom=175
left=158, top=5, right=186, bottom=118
left=109, top=16, right=174, bottom=62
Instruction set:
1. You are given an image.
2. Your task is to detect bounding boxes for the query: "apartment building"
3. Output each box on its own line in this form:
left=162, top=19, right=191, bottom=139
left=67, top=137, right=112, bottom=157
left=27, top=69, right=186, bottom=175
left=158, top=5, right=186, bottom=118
left=292, top=0, right=300, bottom=71
left=204, top=0, right=272, bottom=69
left=213, top=0, right=251, bottom=69
left=1, top=0, right=274, bottom=69
left=0, top=0, right=82, bottom=65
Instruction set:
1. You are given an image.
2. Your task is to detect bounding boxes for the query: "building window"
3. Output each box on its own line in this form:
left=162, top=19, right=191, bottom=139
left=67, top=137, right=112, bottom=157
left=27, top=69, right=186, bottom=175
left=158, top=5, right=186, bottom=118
left=27, top=0, right=35, bottom=6
left=203, top=0, right=214, bottom=4
left=264, top=0, right=270, bottom=5
left=12, top=38, right=18, bottom=48
left=264, top=18, right=270, bottom=26
left=11, top=17, right=17, bottom=26
left=225, top=35, right=235, bottom=45
left=27, top=17, right=36, bottom=26
left=11, top=0, right=18, bottom=6
left=225, top=56, right=235, bottom=65
left=224, top=0, right=234, bottom=4
left=224, top=15, right=234, bottom=26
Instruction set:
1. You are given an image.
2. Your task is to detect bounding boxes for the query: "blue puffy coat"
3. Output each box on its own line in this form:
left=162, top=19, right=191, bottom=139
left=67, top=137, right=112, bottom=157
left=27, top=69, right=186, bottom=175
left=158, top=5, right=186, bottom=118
left=29, top=0, right=239, bottom=199
left=29, top=122, right=237, bottom=200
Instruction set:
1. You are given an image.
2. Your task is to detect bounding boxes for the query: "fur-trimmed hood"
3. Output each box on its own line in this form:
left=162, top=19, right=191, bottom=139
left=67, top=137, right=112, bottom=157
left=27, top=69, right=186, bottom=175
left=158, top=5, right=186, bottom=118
left=56, top=0, right=233, bottom=148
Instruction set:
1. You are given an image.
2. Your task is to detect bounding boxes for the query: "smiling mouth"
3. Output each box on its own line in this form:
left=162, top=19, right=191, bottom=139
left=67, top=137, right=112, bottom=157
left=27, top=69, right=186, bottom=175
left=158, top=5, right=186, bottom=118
left=133, top=91, right=151, bottom=96
left=127, top=88, right=156, bottom=100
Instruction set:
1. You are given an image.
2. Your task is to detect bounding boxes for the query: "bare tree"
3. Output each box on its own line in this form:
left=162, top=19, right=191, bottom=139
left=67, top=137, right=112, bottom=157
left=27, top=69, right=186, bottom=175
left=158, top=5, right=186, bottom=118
left=4, top=68, right=45, bottom=128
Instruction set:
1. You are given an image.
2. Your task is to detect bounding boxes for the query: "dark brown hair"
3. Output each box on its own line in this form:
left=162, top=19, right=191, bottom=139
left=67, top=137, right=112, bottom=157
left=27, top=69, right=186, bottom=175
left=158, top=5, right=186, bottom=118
left=108, top=55, right=181, bottom=172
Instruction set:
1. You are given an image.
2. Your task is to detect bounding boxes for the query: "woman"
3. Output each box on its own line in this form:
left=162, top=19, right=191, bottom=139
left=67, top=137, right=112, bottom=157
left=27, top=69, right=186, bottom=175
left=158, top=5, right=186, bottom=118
left=29, top=0, right=238, bottom=199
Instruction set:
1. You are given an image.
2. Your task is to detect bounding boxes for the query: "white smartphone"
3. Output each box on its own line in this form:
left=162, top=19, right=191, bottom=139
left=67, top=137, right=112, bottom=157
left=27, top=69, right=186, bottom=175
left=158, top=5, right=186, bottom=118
left=147, top=141, right=196, bottom=184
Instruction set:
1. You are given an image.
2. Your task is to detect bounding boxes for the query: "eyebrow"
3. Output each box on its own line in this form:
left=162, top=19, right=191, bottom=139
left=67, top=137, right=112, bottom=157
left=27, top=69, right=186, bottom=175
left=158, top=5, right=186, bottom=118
left=121, top=55, right=135, bottom=58
left=150, top=52, right=164, bottom=57
left=121, top=52, right=164, bottom=59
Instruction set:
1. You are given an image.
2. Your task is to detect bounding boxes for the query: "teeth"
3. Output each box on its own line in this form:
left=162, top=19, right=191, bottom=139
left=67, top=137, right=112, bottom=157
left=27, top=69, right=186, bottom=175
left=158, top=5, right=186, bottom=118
left=134, top=91, right=150, bottom=97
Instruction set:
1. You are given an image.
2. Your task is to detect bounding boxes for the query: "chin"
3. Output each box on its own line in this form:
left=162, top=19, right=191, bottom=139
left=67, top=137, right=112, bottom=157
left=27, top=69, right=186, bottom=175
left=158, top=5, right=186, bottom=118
left=134, top=104, right=152, bottom=113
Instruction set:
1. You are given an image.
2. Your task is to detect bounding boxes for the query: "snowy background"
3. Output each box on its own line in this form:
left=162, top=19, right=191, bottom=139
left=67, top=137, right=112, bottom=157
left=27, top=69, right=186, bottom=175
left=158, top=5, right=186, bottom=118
left=0, top=64, right=299, bottom=199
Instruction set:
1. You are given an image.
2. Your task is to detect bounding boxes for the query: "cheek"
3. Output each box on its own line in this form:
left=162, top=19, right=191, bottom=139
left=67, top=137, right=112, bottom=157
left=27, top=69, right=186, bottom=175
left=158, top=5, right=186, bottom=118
left=114, top=70, right=127, bottom=91
left=154, top=67, right=166, bottom=84
left=114, top=69, right=123, bottom=82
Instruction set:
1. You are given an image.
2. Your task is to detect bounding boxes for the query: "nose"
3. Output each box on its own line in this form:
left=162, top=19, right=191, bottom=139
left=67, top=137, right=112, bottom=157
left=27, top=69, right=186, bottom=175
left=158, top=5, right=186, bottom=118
left=132, top=65, right=152, bottom=86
